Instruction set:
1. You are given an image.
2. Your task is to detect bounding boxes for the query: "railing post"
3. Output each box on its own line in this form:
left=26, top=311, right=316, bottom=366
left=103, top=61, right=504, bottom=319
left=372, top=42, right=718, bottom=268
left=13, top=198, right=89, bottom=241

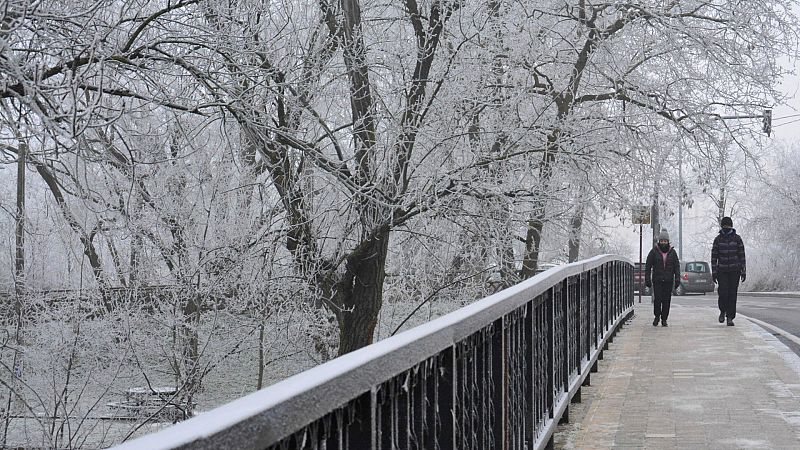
left=492, top=318, right=504, bottom=450
left=344, top=392, right=373, bottom=450
left=581, top=269, right=592, bottom=365
left=561, top=279, right=569, bottom=393
left=525, top=301, right=534, bottom=449
left=599, top=264, right=605, bottom=335
left=620, top=262, right=623, bottom=312
left=616, top=261, right=621, bottom=316
left=413, top=363, right=425, bottom=449
left=436, top=347, right=455, bottom=450
left=612, top=262, right=618, bottom=339
left=580, top=274, right=585, bottom=363
left=607, top=263, right=612, bottom=331
left=629, top=262, right=634, bottom=307
left=612, top=262, right=618, bottom=326
left=575, top=277, right=579, bottom=370
left=547, top=289, right=554, bottom=420
left=589, top=269, right=597, bottom=351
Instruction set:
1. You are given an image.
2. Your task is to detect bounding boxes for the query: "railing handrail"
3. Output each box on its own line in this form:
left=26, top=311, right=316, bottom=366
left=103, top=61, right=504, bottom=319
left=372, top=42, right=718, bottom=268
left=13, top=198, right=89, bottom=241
left=113, top=254, right=632, bottom=450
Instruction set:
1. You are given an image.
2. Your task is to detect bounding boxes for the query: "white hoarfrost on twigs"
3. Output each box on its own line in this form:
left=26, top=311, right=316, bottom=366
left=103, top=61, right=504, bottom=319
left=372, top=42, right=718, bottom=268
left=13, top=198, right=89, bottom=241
left=2, top=0, right=800, bottom=447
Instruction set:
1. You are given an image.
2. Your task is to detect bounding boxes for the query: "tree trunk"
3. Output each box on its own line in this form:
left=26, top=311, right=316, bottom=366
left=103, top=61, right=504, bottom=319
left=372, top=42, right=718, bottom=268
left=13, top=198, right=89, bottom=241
left=331, top=0, right=384, bottom=357
left=129, top=193, right=143, bottom=288
left=31, top=158, right=111, bottom=307
left=180, top=291, right=200, bottom=416
left=568, top=206, right=584, bottom=262
left=257, top=322, right=265, bottom=390
left=521, top=136, right=556, bottom=278
left=334, top=230, right=390, bottom=356
left=568, top=183, right=589, bottom=262
left=521, top=5, right=622, bottom=276
left=521, top=213, right=544, bottom=278
left=500, top=239, right=517, bottom=287
left=106, top=237, right=128, bottom=287
left=340, top=0, right=377, bottom=184
left=14, top=143, right=26, bottom=312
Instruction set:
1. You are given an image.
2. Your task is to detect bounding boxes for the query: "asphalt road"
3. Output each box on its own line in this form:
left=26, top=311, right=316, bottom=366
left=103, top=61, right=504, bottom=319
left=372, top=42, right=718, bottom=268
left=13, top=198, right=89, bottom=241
left=668, top=292, right=800, bottom=357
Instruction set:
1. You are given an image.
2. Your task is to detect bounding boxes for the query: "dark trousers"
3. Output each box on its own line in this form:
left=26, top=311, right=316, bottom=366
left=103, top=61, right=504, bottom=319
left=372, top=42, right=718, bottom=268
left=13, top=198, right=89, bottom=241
left=718, top=271, right=741, bottom=320
left=652, top=281, right=673, bottom=321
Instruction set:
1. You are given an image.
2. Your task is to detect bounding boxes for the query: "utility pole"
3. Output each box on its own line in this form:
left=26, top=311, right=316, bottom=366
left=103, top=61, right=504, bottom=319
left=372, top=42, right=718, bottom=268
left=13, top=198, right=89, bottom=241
left=678, top=145, right=683, bottom=259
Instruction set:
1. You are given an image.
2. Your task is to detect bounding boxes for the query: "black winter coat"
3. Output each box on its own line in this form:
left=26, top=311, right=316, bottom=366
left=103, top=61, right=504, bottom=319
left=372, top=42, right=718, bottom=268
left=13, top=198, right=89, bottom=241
left=645, top=246, right=680, bottom=286
left=712, top=228, right=746, bottom=275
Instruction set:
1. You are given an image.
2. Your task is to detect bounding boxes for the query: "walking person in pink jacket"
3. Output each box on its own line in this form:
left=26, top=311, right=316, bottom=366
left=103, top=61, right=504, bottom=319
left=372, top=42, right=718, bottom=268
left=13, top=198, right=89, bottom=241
left=644, top=229, right=681, bottom=327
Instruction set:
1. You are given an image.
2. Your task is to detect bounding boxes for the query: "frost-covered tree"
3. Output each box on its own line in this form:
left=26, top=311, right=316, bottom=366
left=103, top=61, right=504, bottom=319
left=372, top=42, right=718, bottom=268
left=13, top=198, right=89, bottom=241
left=748, top=141, right=800, bottom=290
left=1, top=0, right=800, bottom=445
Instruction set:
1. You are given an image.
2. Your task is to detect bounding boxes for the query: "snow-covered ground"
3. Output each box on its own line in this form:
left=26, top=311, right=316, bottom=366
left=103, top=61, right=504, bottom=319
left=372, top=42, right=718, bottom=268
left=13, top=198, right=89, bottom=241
left=0, top=289, right=472, bottom=448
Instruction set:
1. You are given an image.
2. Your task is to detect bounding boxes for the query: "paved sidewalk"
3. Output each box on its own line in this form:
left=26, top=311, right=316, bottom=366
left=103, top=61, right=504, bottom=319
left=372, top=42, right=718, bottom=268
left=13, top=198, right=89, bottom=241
left=555, top=304, right=800, bottom=449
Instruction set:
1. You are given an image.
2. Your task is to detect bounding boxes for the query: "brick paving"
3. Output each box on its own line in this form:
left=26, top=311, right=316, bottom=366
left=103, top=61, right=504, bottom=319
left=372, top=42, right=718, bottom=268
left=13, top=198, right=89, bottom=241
left=555, top=304, right=800, bottom=449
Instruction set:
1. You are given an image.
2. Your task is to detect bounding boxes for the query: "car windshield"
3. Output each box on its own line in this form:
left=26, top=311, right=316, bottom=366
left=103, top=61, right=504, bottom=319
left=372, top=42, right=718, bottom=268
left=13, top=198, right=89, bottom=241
left=685, top=262, right=709, bottom=273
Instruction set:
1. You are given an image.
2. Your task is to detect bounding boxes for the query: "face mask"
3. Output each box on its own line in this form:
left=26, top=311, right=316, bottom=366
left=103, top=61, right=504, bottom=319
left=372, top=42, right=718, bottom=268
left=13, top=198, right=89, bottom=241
left=658, top=243, right=669, bottom=252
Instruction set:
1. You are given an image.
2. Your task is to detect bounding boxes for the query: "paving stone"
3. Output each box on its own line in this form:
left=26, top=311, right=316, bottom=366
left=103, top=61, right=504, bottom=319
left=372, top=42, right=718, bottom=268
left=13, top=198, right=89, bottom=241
left=553, top=305, right=800, bottom=449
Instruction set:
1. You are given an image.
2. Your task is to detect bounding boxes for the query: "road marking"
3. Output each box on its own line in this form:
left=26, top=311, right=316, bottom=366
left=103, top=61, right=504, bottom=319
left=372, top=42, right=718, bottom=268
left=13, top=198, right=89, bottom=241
left=740, top=313, right=800, bottom=347
left=743, top=305, right=800, bottom=311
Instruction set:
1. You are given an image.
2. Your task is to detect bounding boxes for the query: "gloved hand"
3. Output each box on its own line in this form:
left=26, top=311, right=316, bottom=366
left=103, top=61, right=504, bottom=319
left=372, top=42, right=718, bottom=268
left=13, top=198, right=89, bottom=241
left=712, top=274, right=718, bottom=284
left=740, top=273, right=746, bottom=282
left=645, top=281, right=652, bottom=289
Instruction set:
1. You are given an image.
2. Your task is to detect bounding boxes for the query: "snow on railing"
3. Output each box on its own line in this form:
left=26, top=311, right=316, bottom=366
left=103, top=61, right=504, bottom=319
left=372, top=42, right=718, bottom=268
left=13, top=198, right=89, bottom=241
left=112, top=255, right=634, bottom=450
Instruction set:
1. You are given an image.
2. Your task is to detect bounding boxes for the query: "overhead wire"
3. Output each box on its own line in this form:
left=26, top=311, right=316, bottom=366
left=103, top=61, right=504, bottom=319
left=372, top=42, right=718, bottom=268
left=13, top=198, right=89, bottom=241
left=771, top=116, right=800, bottom=128
left=773, top=112, right=800, bottom=121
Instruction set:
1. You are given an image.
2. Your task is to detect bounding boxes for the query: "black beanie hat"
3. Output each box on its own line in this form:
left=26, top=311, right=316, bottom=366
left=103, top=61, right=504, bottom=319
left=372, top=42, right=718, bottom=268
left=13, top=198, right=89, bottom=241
left=721, top=216, right=733, bottom=227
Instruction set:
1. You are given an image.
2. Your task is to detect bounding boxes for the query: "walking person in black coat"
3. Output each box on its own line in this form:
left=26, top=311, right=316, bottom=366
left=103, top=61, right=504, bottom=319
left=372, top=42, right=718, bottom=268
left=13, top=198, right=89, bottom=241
left=645, top=229, right=681, bottom=327
left=712, top=216, right=746, bottom=326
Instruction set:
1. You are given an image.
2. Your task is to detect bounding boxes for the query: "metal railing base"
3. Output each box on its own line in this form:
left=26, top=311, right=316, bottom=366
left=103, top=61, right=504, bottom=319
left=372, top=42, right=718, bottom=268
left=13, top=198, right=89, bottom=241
left=532, top=305, right=634, bottom=450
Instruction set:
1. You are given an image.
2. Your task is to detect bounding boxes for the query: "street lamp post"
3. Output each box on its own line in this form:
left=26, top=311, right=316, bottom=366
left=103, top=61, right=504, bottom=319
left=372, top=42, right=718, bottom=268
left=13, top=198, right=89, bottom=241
left=679, top=146, right=683, bottom=259
left=632, top=206, right=651, bottom=304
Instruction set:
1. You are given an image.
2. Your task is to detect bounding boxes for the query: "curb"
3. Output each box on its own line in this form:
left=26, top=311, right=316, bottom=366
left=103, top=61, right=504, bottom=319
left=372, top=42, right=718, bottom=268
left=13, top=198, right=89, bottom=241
left=740, top=313, right=800, bottom=347
left=740, top=292, right=800, bottom=299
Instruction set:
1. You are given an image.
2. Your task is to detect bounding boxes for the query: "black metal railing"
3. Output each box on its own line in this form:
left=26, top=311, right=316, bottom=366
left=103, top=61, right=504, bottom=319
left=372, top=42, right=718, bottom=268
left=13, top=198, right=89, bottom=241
left=113, top=255, right=634, bottom=450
